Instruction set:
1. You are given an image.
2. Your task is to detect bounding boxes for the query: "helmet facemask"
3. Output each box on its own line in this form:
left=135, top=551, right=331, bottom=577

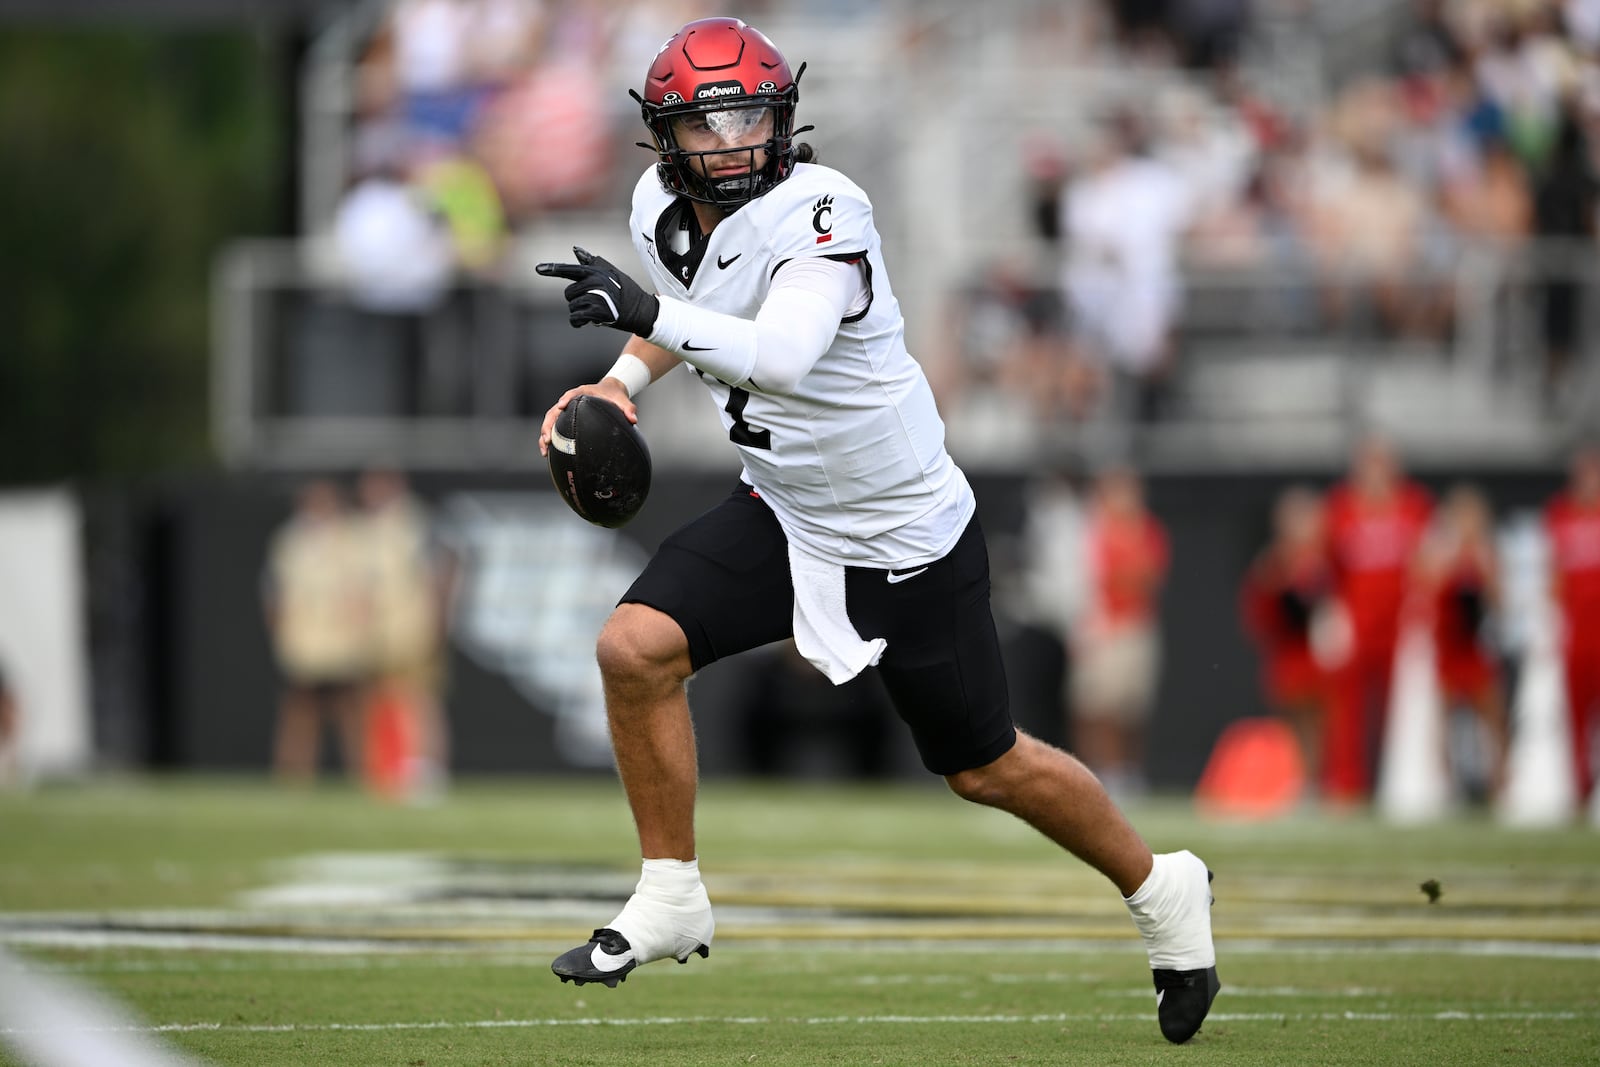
left=639, top=88, right=801, bottom=209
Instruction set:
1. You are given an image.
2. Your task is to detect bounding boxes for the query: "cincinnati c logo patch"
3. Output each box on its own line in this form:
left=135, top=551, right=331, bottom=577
left=812, top=194, right=834, bottom=243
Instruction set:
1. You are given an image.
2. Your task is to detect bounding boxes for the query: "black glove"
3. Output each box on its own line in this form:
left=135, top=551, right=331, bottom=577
left=535, top=246, right=661, bottom=337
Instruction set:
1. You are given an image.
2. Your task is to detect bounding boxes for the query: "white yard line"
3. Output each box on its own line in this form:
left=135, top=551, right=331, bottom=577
left=4, top=1010, right=1596, bottom=1037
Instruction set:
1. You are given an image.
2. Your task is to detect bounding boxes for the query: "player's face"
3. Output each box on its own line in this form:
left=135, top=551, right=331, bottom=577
left=670, top=106, right=775, bottom=179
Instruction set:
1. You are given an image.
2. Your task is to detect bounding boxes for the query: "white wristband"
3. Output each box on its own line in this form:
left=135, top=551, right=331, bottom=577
left=603, top=353, right=653, bottom=398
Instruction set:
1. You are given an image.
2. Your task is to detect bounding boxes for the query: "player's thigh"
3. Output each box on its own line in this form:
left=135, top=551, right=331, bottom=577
left=846, top=518, right=1016, bottom=776
left=621, top=483, right=795, bottom=673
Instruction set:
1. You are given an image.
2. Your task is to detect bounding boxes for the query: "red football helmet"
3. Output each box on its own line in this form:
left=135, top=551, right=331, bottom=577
left=633, top=18, right=808, bottom=208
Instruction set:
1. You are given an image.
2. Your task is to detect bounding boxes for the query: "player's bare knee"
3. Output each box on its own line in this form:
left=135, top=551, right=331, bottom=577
left=944, top=737, right=1034, bottom=807
left=945, top=763, right=1011, bottom=807
left=595, top=604, right=691, bottom=691
left=593, top=615, right=657, bottom=684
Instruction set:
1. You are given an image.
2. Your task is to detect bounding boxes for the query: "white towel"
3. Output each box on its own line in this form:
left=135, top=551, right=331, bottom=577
left=788, top=543, right=887, bottom=684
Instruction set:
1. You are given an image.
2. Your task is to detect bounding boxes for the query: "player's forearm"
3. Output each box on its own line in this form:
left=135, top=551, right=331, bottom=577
left=646, top=287, right=843, bottom=395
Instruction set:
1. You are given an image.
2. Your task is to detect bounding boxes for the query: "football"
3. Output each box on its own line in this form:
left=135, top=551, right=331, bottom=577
left=546, top=394, right=652, bottom=528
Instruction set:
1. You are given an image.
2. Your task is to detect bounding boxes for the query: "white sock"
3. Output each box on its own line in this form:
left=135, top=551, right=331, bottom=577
left=607, top=858, right=714, bottom=965
left=1124, top=850, right=1215, bottom=970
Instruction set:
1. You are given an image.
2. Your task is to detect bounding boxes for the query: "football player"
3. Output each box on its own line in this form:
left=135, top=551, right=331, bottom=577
left=535, top=17, right=1219, bottom=1044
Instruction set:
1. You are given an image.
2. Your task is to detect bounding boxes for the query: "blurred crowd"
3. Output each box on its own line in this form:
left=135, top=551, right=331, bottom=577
left=323, top=1, right=1600, bottom=437
left=333, top=0, right=731, bottom=312
left=948, top=0, right=1600, bottom=427
left=1010, top=437, right=1600, bottom=818
left=262, top=469, right=456, bottom=800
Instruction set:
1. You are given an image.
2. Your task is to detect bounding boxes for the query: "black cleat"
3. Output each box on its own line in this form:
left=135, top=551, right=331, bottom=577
left=552, top=928, right=636, bottom=988
left=1152, top=868, right=1218, bottom=1043
left=1153, top=964, right=1221, bottom=1043
left=551, top=927, right=710, bottom=988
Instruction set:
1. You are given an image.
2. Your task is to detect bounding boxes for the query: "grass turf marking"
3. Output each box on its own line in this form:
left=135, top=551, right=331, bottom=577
left=7, top=927, right=1600, bottom=960
left=5, top=1009, right=1597, bottom=1037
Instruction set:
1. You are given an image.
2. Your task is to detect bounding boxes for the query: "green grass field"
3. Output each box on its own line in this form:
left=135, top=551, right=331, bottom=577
left=2, top=777, right=1597, bottom=1066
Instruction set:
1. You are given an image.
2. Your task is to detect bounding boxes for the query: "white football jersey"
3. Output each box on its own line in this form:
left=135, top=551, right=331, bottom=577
left=628, top=163, right=975, bottom=569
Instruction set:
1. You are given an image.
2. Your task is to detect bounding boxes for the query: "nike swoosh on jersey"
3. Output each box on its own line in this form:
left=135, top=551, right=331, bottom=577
left=717, top=253, right=742, bottom=269
left=682, top=342, right=715, bottom=351
left=589, top=943, right=635, bottom=973
left=886, top=566, right=929, bottom=584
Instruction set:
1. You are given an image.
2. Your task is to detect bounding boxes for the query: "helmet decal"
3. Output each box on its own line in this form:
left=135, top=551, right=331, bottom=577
left=693, top=80, right=746, bottom=101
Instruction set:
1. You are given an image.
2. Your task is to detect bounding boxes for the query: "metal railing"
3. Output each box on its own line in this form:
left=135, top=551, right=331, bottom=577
left=211, top=233, right=1599, bottom=472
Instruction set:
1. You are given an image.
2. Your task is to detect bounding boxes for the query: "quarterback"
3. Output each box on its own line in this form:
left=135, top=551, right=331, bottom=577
left=536, top=16, right=1220, bottom=1044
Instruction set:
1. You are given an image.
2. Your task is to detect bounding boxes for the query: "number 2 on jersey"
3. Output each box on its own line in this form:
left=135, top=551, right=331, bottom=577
left=723, top=386, right=771, bottom=449
left=695, top=369, right=772, bottom=449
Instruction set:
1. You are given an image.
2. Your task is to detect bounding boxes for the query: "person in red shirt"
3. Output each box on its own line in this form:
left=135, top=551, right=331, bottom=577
left=1410, top=484, right=1508, bottom=800
left=1240, top=485, right=1337, bottom=788
left=1070, top=464, right=1170, bottom=798
left=0, top=658, right=18, bottom=789
left=1544, top=444, right=1600, bottom=805
left=1322, top=435, right=1433, bottom=802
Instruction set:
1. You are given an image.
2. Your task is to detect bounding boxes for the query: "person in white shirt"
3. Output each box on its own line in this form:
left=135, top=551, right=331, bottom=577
left=535, top=16, right=1219, bottom=1044
left=1062, top=112, right=1193, bottom=418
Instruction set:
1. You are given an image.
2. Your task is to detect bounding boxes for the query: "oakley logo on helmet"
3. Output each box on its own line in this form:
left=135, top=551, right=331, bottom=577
left=662, top=91, right=684, bottom=105
left=695, top=81, right=746, bottom=100
left=757, top=80, right=777, bottom=92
